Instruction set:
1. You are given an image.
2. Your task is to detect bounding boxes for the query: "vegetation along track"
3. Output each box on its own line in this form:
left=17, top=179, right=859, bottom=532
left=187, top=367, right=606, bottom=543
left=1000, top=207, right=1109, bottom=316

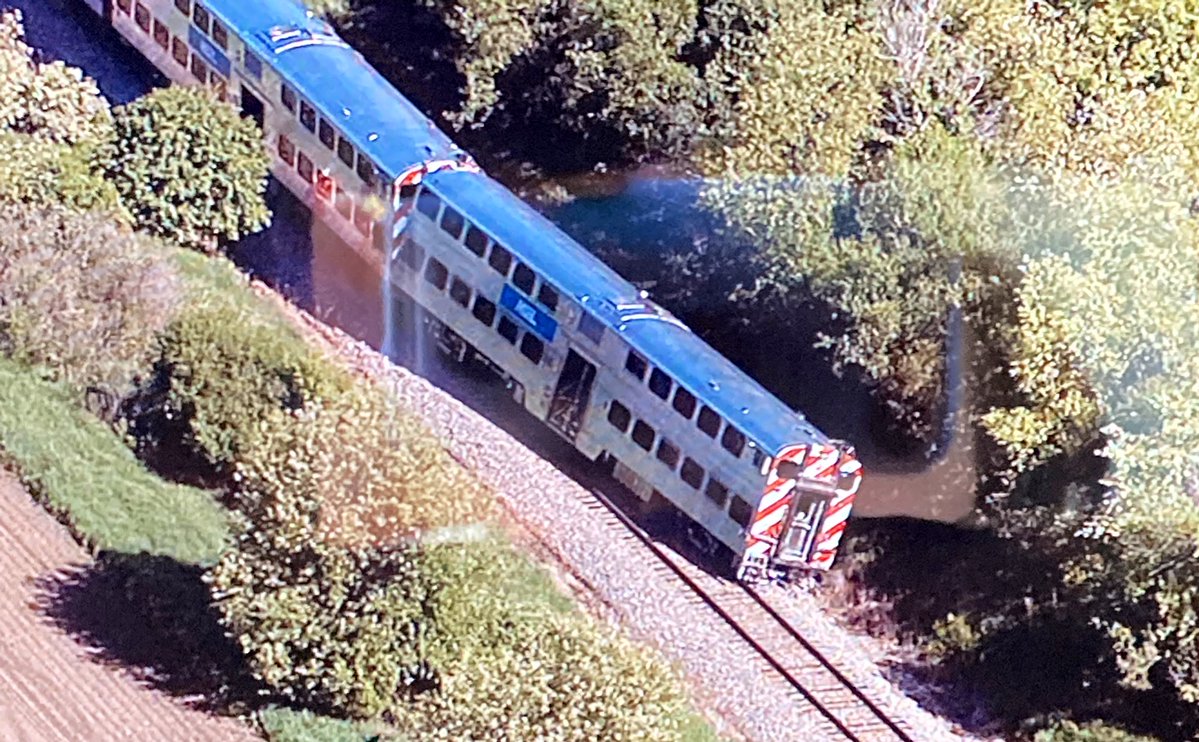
left=577, top=483, right=916, bottom=742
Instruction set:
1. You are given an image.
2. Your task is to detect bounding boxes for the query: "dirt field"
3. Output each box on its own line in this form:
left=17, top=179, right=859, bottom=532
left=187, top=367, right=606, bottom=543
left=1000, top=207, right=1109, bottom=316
left=0, top=470, right=257, bottom=742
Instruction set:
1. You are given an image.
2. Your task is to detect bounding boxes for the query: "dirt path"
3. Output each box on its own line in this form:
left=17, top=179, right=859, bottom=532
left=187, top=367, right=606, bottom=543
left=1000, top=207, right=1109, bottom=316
left=0, top=470, right=258, bottom=742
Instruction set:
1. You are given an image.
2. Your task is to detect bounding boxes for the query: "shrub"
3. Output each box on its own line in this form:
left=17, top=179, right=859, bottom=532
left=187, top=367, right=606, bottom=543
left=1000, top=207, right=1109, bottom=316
left=97, top=85, right=270, bottom=252
left=1033, top=719, right=1159, bottom=742
left=0, top=203, right=179, bottom=409
left=0, top=132, right=126, bottom=217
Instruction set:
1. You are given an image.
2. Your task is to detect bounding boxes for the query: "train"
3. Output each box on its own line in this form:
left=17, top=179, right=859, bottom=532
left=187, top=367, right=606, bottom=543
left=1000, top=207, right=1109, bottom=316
left=79, top=0, right=863, bottom=580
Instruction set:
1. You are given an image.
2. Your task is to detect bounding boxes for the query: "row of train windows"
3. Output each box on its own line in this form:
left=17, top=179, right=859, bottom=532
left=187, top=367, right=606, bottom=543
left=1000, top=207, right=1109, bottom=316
left=411, top=190, right=560, bottom=315
left=623, top=350, right=756, bottom=462
left=278, top=136, right=377, bottom=239
left=279, top=85, right=378, bottom=188
left=395, top=239, right=547, bottom=365
left=607, top=401, right=753, bottom=528
left=119, top=2, right=229, bottom=98
left=173, top=0, right=264, bottom=78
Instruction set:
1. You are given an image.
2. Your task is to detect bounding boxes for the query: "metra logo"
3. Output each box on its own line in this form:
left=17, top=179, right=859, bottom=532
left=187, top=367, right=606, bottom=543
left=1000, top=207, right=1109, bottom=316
left=514, top=299, right=538, bottom=327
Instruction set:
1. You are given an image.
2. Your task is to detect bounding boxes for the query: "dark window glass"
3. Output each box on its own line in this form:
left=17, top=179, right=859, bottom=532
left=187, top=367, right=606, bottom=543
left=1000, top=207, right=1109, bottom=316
left=705, top=479, right=729, bottom=508
left=537, top=284, right=559, bottom=312
left=416, top=191, right=441, bottom=220
left=497, top=316, right=519, bottom=344
left=134, top=4, right=151, bottom=32
left=625, top=351, right=647, bottom=380
left=174, top=0, right=190, bottom=14
left=752, top=448, right=767, bottom=470
left=336, top=188, right=353, bottom=220
left=471, top=295, right=496, bottom=326
left=424, top=258, right=448, bottom=290
left=318, top=119, right=335, bottom=149
left=440, top=207, right=465, bottom=239
left=398, top=184, right=418, bottom=202
left=190, top=54, right=208, bottom=83
left=299, top=101, right=316, bottom=132
left=296, top=151, right=314, bottom=183
left=488, top=244, right=512, bottom=275
left=449, top=277, right=471, bottom=307
left=579, top=312, right=604, bottom=344
left=464, top=226, right=488, bottom=256
left=656, top=439, right=680, bottom=469
left=519, top=334, right=544, bottom=364
left=153, top=19, right=169, bottom=48
left=356, top=156, right=376, bottom=187
left=697, top=406, right=721, bottom=438
left=672, top=387, right=697, bottom=419
left=276, top=135, right=295, bottom=165
left=192, top=3, right=209, bottom=32
left=244, top=51, right=263, bottom=79
left=211, top=20, right=227, bottom=49
left=680, top=458, right=704, bottom=489
left=512, top=263, right=536, bottom=294
left=118, top=0, right=132, bottom=13
left=337, top=137, right=355, bottom=167
left=607, top=401, right=631, bottom=432
left=280, top=84, right=296, bottom=112
left=398, top=238, right=424, bottom=272
left=729, top=496, right=753, bottom=529
left=171, top=36, right=188, bottom=66
left=721, top=425, right=746, bottom=457
left=648, top=368, right=672, bottom=400
left=631, top=421, right=655, bottom=451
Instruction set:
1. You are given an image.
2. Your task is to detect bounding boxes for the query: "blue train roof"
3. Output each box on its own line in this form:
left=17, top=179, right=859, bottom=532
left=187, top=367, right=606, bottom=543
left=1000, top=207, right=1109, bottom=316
left=204, top=0, right=458, bottom=179
left=425, top=170, right=827, bottom=455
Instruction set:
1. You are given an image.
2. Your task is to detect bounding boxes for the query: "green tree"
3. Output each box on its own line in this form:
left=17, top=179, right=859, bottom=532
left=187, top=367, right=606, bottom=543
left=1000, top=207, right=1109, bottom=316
left=98, top=85, right=270, bottom=252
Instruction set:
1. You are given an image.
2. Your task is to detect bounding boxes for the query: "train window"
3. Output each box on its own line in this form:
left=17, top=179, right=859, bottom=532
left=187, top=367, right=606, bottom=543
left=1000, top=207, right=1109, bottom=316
left=117, top=0, right=132, bottom=13
left=134, top=4, right=151, bottom=32
left=296, top=151, right=314, bottom=183
left=537, top=284, right=559, bottom=312
left=416, top=191, right=441, bottom=220
left=318, top=119, right=335, bottom=150
left=464, top=225, right=488, bottom=257
left=697, top=405, right=721, bottom=438
left=440, top=207, right=465, bottom=239
left=520, top=334, right=544, bottom=364
left=398, top=238, right=424, bottom=271
left=656, top=439, right=680, bottom=469
left=280, top=84, right=297, bottom=113
left=471, top=295, right=497, bottom=326
left=398, top=184, right=418, bottom=202
left=356, top=156, right=376, bottom=187
left=211, top=20, right=228, bottom=50
left=337, top=137, right=355, bottom=168
left=512, top=263, right=536, bottom=295
left=336, top=188, right=353, bottom=221
left=625, top=351, right=648, bottom=381
left=449, top=277, right=471, bottom=307
left=190, top=55, right=208, bottom=84
left=672, top=387, right=697, bottom=419
left=497, top=316, right=519, bottom=344
left=174, top=0, right=189, bottom=14
left=244, top=51, right=263, bottom=79
left=424, top=257, right=449, bottom=290
left=705, top=479, right=729, bottom=508
left=752, top=448, right=767, bottom=470
left=680, top=458, right=704, bottom=489
left=631, top=420, right=655, bottom=451
left=729, top=496, right=753, bottom=529
left=648, top=368, right=672, bottom=400
left=299, top=101, right=316, bottom=132
left=153, top=20, right=169, bottom=49
left=171, top=37, right=188, bottom=66
left=212, top=75, right=227, bottom=101
left=721, top=425, right=746, bottom=457
left=488, top=244, right=513, bottom=276
left=192, top=4, right=210, bottom=33
left=353, top=207, right=373, bottom=238
left=579, top=312, right=604, bottom=344
left=607, top=400, right=631, bottom=433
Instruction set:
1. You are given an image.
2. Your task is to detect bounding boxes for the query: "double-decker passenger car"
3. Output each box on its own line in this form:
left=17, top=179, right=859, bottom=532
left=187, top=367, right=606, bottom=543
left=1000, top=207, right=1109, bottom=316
left=83, top=0, right=863, bottom=579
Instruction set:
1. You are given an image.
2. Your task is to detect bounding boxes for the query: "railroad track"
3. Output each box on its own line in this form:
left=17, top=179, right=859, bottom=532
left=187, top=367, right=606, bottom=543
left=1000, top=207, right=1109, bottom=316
left=577, top=486, right=917, bottom=742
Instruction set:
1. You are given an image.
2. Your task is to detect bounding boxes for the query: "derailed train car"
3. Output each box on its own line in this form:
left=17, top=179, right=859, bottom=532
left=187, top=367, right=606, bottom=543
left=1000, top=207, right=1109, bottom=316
left=82, top=0, right=862, bottom=580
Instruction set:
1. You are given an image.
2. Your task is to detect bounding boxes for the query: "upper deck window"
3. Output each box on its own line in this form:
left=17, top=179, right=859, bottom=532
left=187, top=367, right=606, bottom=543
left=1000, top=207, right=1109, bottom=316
left=648, top=368, right=672, bottom=400
left=512, top=263, right=536, bottom=295
left=416, top=191, right=441, bottom=220
left=488, top=244, right=512, bottom=276
left=697, top=405, right=721, bottom=438
left=579, top=312, right=604, bottom=344
left=192, top=3, right=210, bottom=34
left=672, top=387, right=697, bottom=419
left=464, top=225, right=488, bottom=257
left=211, top=20, right=228, bottom=49
left=537, top=284, right=559, bottom=312
left=280, top=84, right=296, bottom=113
left=721, top=425, right=746, bottom=457
left=318, top=120, right=335, bottom=150
left=440, top=206, right=465, bottom=239
left=244, top=51, right=263, bottom=79
left=624, top=351, right=648, bottom=381
left=356, top=156, right=376, bottom=187
left=299, top=101, right=316, bottom=132
left=337, top=137, right=355, bottom=168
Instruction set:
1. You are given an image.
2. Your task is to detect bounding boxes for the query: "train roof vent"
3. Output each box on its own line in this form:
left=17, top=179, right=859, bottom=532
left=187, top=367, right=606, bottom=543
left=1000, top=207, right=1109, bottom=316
left=614, top=297, right=690, bottom=333
left=260, top=23, right=349, bottom=54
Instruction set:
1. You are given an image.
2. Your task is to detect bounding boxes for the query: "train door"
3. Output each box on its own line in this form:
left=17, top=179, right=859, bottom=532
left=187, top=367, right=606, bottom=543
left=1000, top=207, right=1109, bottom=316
left=547, top=349, right=596, bottom=440
left=240, top=86, right=265, bottom=129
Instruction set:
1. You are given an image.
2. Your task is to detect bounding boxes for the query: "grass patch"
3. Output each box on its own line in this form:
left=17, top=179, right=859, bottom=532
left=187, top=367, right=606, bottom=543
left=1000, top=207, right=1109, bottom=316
left=0, top=356, right=228, bottom=564
left=258, top=707, right=387, bottom=742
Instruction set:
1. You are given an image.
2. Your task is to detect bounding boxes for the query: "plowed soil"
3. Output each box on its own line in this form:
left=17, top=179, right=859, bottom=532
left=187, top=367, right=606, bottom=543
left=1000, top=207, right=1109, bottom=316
left=0, top=470, right=257, bottom=742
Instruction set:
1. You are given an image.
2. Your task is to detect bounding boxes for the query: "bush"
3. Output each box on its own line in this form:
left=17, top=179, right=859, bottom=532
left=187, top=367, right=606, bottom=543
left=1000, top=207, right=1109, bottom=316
left=0, top=203, right=179, bottom=409
left=97, top=85, right=270, bottom=252
left=0, top=132, right=126, bottom=217
left=1033, top=719, right=1159, bottom=742
left=0, top=356, right=228, bottom=563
